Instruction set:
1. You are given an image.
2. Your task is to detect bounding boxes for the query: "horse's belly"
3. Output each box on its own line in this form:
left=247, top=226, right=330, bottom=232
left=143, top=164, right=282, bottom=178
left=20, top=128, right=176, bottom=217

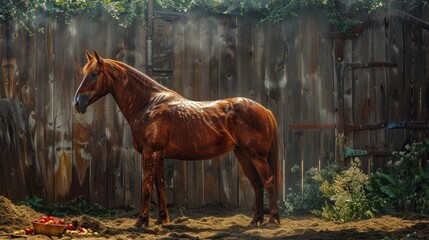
left=165, top=128, right=235, bottom=160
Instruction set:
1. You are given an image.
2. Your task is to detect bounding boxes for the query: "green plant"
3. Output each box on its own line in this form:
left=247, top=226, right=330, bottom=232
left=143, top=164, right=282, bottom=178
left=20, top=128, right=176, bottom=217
left=320, top=158, right=374, bottom=222
left=17, top=195, right=44, bottom=210
left=18, top=195, right=124, bottom=217
left=282, top=167, right=326, bottom=215
left=272, top=160, right=341, bottom=216
left=0, top=0, right=147, bottom=34
left=3, top=0, right=428, bottom=34
left=367, top=140, right=429, bottom=214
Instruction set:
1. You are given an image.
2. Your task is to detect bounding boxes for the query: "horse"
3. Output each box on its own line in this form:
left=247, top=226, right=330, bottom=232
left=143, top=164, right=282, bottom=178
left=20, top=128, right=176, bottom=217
left=73, top=50, right=281, bottom=228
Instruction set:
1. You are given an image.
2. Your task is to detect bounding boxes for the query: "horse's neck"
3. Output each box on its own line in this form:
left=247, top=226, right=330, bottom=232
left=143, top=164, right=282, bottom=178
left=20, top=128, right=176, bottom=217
left=109, top=61, right=170, bottom=123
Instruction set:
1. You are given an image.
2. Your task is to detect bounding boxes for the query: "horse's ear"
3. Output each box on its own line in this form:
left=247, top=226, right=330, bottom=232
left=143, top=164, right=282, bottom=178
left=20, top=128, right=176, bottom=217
left=85, top=50, right=94, bottom=62
left=93, top=50, right=104, bottom=66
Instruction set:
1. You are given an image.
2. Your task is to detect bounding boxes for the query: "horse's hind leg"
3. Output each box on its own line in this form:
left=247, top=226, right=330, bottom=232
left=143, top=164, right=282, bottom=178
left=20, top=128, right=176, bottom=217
left=250, top=156, right=280, bottom=224
left=154, top=160, right=170, bottom=224
left=233, top=149, right=264, bottom=225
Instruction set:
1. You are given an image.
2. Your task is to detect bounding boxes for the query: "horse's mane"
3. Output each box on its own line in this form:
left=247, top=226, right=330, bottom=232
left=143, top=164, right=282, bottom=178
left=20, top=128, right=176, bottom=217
left=107, top=59, right=170, bottom=92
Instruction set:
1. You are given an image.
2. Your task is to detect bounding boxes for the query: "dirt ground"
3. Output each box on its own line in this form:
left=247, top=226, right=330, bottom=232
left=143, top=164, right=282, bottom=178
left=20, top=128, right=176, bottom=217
left=1, top=196, right=429, bottom=240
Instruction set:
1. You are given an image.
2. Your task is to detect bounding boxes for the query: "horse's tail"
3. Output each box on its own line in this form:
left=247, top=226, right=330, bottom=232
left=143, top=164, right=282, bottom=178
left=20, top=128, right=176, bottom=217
left=268, top=111, right=282, bottom=199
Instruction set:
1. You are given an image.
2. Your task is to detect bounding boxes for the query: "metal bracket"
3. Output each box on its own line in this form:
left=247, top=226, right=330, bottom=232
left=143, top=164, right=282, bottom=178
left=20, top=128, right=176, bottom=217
left=388, top=121, right=429, bottom=130
left=336, top=133, right=393, bottom=164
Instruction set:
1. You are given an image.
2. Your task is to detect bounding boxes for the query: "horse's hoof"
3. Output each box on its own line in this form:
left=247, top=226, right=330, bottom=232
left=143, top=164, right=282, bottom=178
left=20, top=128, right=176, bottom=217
left=155, top=216, right=170, bottom=225
left=264, top=221, right=280, bottom=228
left=248, top=218, right=263, bottom=227
left=134, top=218, right=149, bottom=229
left=266, top=217, right=280, bottom=227
left=131, top=226, right=143, bottom=231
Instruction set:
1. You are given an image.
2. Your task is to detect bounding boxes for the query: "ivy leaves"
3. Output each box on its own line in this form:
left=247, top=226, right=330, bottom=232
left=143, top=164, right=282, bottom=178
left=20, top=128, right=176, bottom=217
left=2, top=0, right=428, bottom=34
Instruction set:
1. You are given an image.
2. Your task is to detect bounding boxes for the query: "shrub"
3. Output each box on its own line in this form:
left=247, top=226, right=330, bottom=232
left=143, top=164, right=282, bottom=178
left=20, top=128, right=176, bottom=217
left=367, top=140, right=429, bottom=214
left=319, top=158, right=374, bottom=222
left=277, top=160, right=341, bottom=216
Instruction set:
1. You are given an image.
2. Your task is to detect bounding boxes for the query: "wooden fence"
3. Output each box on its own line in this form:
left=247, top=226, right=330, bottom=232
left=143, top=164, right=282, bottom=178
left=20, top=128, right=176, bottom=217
left=1, top=5, right=428, bottom=209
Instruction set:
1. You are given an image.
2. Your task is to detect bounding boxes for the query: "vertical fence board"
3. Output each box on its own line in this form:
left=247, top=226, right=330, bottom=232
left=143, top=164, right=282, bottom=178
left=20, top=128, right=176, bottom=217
left=265, top=21, right=286, bottom=200
left=317, top=12, right=336, bottom=168
left=85, top=16, right=109, bottom=207
left=70, top=16, right=91, bottom=201
left=106, top=22, right=126, bottom=208
left=402, top=21, right=415, bottom=144
left=123, top=25, right=145, bottom=209
left=351, top=25, right=371, bottom=171
left=371, top=20, right=389, bottom=171
left=284, top=16, right=302, bottom=195
left=184, top=13, right=204, bottom=208
left=422, top=5, right=429, bottom=124
left=300, top=11, right=319, bottom=186
left=0, top=22, right=6, bottom=97
left=217, top=15, right=238, bottom=205
left=386, top=14, right=405, bottom=155
left=236, top=16, right=255, bottom=208
left=34, top=22, right=55, bottom=203
left=172, top=17, right=187, bottom=207
left=53, top=22, right=73, bottom=202
left=201, top=16, right=221, bottom=205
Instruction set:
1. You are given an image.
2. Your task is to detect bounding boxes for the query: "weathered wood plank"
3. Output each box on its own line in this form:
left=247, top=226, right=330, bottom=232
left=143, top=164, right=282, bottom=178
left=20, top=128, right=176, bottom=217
left=237, top=16, right=255, bottom=208
left=84, top=15, right=109, bottom=208
left=265, top=20, right=285, bottom=201
left=351, top=24, right=372, bottom=171
left=386, top=12, right=405, bottom=156
left=218, top=15, right=238, bottom=206
left=0, top=99, right=44, bottom=201
left=0, top=21, right=6, bottom=98
left=106, top=22, right=126, bottom=208
left=123, top=24, right=145, bottom=209
left=184, top=13, right=204, bottom=208
left=299, top=10, right=320, bottom=186
left=370, top=19, right=388, bottom=171
left=283, top=16, right=302, bottom=195
left=422, top=5, right=429, bottom=125
left=172, top=17, right=187, bottom=207
left=201, top=15, right=220, bottom=205
left=53, top=19, right=73, bottom=202
left=70, top=16, right=91, bottom=201
left=316, top=11, right=336, bottom=169
left=402, top=21, right=415, bottom=145
left=35, top=22, right=55, bottom=203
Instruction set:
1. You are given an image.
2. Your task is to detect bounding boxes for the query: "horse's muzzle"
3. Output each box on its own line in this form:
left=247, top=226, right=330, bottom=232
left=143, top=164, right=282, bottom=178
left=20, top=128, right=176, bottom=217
left=73, top=94, right=89, bottom=113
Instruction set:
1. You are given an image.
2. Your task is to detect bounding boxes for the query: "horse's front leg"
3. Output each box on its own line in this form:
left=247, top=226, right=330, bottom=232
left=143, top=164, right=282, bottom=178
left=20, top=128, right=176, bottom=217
left=135, top=151, right=160, bottom=228
left=154, top=160, right=170, bottom=224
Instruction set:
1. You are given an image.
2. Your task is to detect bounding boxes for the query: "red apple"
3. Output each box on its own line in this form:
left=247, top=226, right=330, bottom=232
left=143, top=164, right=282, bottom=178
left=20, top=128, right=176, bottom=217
left=67, top=224, right=74, bottom=230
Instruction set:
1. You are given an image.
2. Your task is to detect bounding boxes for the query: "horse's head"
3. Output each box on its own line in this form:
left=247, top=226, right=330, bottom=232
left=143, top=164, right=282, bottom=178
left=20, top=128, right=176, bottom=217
left=73, top=50, right=112, bottom=113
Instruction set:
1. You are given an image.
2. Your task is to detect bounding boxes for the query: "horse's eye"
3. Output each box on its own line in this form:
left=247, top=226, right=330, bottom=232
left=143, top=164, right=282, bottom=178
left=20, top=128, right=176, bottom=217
left=91, top=72, right=98, bottom=79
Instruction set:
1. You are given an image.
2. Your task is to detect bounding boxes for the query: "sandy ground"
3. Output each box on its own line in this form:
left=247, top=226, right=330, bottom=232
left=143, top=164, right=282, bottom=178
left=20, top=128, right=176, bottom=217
left=1, top=196, right=429, bottom=239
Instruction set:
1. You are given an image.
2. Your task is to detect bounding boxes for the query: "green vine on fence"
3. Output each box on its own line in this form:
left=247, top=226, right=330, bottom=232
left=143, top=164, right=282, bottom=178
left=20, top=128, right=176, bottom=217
left=1, top=0, right=428, bottom=34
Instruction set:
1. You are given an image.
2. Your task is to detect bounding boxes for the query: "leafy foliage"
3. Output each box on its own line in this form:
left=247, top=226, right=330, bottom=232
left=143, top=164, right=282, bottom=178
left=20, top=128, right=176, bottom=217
left=266, top=140, right=429, bottom=222
left=0, top=0, right=146, bottom=33
left=2, top=0, right=429, bottom=33
left=319, top=158, right=374, bottom=222
left=262, top=160, right=341, bottom=216
left=280, top=161, right=341, bottom=215
left=367, top=140, right=429, bottom=214
left=18, top=195, right=124, bottom=217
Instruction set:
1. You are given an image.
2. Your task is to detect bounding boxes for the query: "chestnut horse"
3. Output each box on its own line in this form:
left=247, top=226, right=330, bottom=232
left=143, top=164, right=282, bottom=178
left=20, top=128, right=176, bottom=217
left=73, top=50, right=281, bottom=227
